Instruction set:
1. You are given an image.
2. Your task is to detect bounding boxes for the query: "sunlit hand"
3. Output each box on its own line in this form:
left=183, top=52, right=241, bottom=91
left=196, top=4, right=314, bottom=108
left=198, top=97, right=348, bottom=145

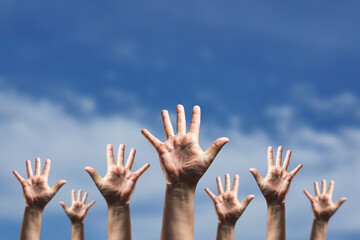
left=249, top=146, right=302, bottom=204
left=304, top=179, right=346, bottom=222
left=60, top=190, right=95, bottom=224
left=205, top=174, right=254, bottom=225
left=85, top=144, right=150, bottom=206
left=13, top=158, right=66, bottom=210
left=141, top=105, right=229, bottom=186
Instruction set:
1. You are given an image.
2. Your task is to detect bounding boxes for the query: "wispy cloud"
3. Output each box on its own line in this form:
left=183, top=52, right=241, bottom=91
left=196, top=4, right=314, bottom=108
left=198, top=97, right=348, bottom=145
left=0, top=87, right=359, bottom=239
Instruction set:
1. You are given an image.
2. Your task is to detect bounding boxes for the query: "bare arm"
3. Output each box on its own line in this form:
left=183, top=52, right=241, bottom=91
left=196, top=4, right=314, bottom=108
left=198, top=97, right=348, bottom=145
left=142, top=105, right=229, bottom=240
left=13, top=158, right=66, bottom=240
left=249, top=146, right=302, bottom=240
left=205, top=174, right=254, bottom=240
left=85, top=144, right=150, bottom=240
left=304, top=180, right=346, bottom=240
left=60, top=190, right=95, bottom=240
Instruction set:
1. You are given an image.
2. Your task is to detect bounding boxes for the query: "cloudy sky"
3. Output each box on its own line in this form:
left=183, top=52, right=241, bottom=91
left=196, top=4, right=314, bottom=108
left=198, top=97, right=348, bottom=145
left=0, top=1, right=359, bottom=239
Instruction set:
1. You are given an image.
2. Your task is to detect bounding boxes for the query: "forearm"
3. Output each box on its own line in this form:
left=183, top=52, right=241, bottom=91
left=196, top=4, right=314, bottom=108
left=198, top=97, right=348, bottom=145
left=71, top=223, right=84, bottom=240
left=216, top=223, right=235, bottom=240
left=161, top=183, right=196, bottom=240
left=19, top=207, right=44, bottom=240
left=310, top=219, right=328, bottom=240
left=107, top=204, right=131, bottom=240
left=266, top=203, right=286, bottom=240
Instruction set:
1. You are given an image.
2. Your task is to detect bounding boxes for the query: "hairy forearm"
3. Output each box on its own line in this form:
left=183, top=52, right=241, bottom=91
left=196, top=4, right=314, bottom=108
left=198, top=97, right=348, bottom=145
left=19, top=207, right=44, bottom=240
left=216, top=223, right=235, bottom=240
left=161, top=183, right=196, bottom=240
left=71, top=223, right=84, bottom=240
left=108, top=204, right=131, bottom=240
left=310, top=219, right=328, bottom=240
left=266, top=203, right=286, bottom=240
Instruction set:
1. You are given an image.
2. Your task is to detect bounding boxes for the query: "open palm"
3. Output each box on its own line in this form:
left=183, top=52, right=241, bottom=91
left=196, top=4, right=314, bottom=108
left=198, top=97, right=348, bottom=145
left=60, top=190, right=95, bottom=223
left=13, top=158, right=66, bottom=209
left=205, top=174, right=254, bottom=225
left=250, top=146, right=302, bottom=204
left=142, top=105, right=228, bottom=186
left=304, top=180, right=346, bottom=221
left=85, top=144, right=150, bottom=205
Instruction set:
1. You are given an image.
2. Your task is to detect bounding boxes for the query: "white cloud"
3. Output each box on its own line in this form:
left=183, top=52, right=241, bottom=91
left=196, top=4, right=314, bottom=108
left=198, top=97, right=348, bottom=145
left=0, top=87, right=359, bottom=239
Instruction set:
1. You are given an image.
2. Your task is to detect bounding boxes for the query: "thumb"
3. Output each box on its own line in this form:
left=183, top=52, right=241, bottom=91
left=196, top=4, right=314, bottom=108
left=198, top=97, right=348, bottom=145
left=334, top=197, right=347, bottom=211
left=249, top=168, right=263, bottom=186
left=204, top=137, right=229, bottom=166
left=51, top=180, right=66, bottom=195
left=59, top=201, right=69, bottom=212
left=241, top=194, right=255, bottom=210
left=84, top=167, right=102, bottom=187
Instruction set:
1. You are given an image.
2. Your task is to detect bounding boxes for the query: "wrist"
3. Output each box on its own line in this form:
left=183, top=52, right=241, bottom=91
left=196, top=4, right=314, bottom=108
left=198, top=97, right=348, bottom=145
left=313, top=218, right=329, bottom=225
left=71, top=222, right=84, bottom=228
left=24, top=206, right=44, bottom=215
left=267, top=201, right=285, bottom=208
left=108, top=203, right=130, bottom=212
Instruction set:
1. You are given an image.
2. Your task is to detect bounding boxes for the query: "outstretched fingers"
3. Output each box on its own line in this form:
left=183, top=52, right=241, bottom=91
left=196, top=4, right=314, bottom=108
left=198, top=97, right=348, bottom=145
left=106, top=144, right=115, bottom=168
left=334, top=197, right=347, bottom=210
left=85, top=167, right=102, bottom=187
left=72, top=189, right=76, bottom=202
left=161, top=110, right=174, bottom=139
left=35, top=157, right=41, bottom=176
left=289, top=164, right=303, bottom=179
left=225, top=173, right=230, bottom=192
left=282, top=150, right=291, bottom=171
left=314, top=181, right=320, bottom=196
left=82, top=192, right=88, bottom=204
left=125, top=148, right=136, bottom=170
left=176, top=104, right=186, bottom=134
left=241, top=195, right=255, bottom=209
left=216, top=176, right=224, bottom=194
left=204, top=187, right=217, bottom=202
left=303, top=190, right=314, bottom=201
left=232, top=174, right=239, bottom=194
left=86, top=200, right=96, bottom=209
left=42, top=159, right=51, bottom=178
left=204, top=137, right=229, bottom=166
left=59, top=201, right=69, bottom=212
left=77, top=190, right=82, bottom=202
left=189, top=105, right=201, bottom=137
left=267, top=146, right=274, bottom=169
left=50, top=180, right=66, bottom=195
left=117, top=144, right=125, bottom=166
left=321, top=179, right=326, bottom=195
left=141, top=129, right=162, bottom=149
left=26, top=160, right=33, bottom=178
left=275, top=146, right=283, bottom=167
left=134, top=163, right=150, bottom=179
left=13, top=170, right=25, bottom=185
left=328, top=180, right=334, bottom=196
left=249, top=168, right=263, bottom=186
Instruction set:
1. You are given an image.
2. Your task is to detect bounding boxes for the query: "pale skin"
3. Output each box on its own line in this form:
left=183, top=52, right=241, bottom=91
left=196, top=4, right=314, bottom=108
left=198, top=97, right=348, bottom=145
left=304, top=179, right=347, bottom=240
left=60, top=190, right=96, bottom=240
left=13, top=158, right=66, bottom=240
left=142, top=104, right=229, bottom=240
left=249, top=146, right=302, bottom=240
left=205, top=174, right=254, bottom=240
left=85, top=144, right=150, bottom=240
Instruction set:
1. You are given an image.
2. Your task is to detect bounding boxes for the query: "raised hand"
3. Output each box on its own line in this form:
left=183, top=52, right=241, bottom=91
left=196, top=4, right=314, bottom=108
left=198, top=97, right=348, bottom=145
left=249, top=146, right=302, bottom=204
left=85, top=144, right=150, bottom=240
left=60, top=190, right=95, bottom=224
left=13, top=158, right=66, bottom=240
left=304, top=180, right=346, bottom=222
left=141, top=105, right=229, bottom=186
left=249, top=146, right=302, bottom=240
left=13, top=158, right=66, bottom=210
left=85, top=144, right=150, bottom=206
left=205, top=174, right=254, bottom=226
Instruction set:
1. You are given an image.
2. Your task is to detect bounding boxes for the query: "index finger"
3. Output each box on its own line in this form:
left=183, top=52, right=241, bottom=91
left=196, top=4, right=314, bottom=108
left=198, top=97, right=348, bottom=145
left=106, top=144, right=115, bottom=168
left=189, top=105, right=201, bottom=137
left=267, top=146, right=274, bottom=169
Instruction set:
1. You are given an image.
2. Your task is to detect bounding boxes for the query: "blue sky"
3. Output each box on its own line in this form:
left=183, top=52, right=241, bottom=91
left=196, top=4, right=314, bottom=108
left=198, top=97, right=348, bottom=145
left=0, top=1, right=359, bottom=239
